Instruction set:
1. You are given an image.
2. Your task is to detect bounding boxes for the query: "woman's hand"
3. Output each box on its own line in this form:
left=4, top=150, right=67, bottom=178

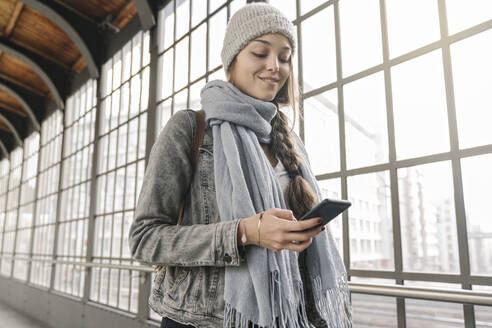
left=238, top=208, right=325, bottom=253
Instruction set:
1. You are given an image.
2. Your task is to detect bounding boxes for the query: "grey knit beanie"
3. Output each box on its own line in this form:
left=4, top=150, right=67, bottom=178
left=221, top=3, right=296, bottom=73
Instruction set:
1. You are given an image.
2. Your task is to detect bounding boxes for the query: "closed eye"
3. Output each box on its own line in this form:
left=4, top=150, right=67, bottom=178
left=252, top=52, right=267, bottom=58
left=252, top=53, right=291, bottom=63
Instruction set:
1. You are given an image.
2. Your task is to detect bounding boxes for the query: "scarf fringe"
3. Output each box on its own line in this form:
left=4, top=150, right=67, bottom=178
left=224, top=270, right=311, bottom=328
left=312, top=274, right=353, bottom=328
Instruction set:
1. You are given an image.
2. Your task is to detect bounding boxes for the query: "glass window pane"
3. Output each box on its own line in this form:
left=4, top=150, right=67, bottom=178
left=475, top=305, right=492, bottom=327
left=108, top=130, right=118, bottom=171
left=122, top=211, right=133, bottom=258
left=189, top=78, right=206, bottom=110
left=128, top=117, right=139, bottom=163
left=209, top=8, right=227, bottom=70
left=303, top=90, right=340, bottom=175
left=392, top=50, right=449, bottom=159
left=156, top=99, right=173, bottom=136
left=318, top=179, right=342, bottom=253
left=141, top=67, right=150, bottom=112
left=190, top=23, right=206, bottom=82
left=125, top=165, right=136, bottom=210
left=352, top=293, right=397, bottom=327
left=122, top=43, right=132, bottom=83
left=158, top=1, right=175, bottom=52
left=208, top=67, right=226, bottom=81
left=209, top=0, right=225, bottom=14
left=158, top=49, right=174, bottom=101
left=386, top=0, right=440, bottom=58
left=131, top=32, right=142, bottom=75
left=348, top=171, right=393, bottom=270
left=344, top=71, right=388, bottom=169
left=176, top=0, right=190, bottom=40
left=138, top=113, right=147, bottom=159
left=175, top=36, right=190, bottom=91
left=300, top=0, right=326, bottom=16
left=117, top=124, right=128, bottom=168
left=120, top=82, right=130, bottom=124
left=112, top=213, right=123, bottom=258
left=105, top=172, right=115, bottom=213
left=398, top=161, right=459, bottom=273
left=192, top=0, right=206, bottom=27
left=130, top=74, right=141, bottom=118
left=173, top=88, right=188, bottom=113
left=102, top=60, right=113, bottom=98
left=451, top=29, right=492, bottom=149
left=302, top=7, right=336, bottom=92
left=114, top=168, right=125, bottom=213
left=113, top=51, right=122, bottom=90
left=111, top=90, right=120, bottom=130
left=143, top=31, right=151, bottom=65
left=461, top=154, right=492, bottom=275
left=446, top=0, right=492, bottom=35
left=339, top=0, right=383, bottom=77
left=405, top=299, right=464, bottom=327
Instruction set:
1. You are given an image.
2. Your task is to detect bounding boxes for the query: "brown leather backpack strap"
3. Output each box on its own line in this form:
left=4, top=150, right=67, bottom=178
left=192, top=110, right=205, bottom=170
left=155, top=110, right=206, bottom=275
left=176, top=110, right=205, bottom=225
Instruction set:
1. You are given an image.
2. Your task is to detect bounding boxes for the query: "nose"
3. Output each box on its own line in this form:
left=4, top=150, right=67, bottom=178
left=266, top=54, right=279, bottom=72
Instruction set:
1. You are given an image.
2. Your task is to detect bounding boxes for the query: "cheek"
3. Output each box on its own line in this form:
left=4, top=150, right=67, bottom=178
left=280, top=66, right=290, bottom=83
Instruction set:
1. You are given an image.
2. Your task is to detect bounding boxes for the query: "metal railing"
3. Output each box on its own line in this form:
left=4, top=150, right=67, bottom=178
left=1, top=255, right=491, bottom=306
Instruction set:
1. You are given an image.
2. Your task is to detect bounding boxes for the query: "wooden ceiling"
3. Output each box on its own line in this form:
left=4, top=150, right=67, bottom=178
left=0, top=0, right=154, bottom=158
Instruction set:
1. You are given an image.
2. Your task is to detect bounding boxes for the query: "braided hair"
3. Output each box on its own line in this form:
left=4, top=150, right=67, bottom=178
left=269, top=110, right=315, bottom=218
left=270, top=64, right=316, bottom=219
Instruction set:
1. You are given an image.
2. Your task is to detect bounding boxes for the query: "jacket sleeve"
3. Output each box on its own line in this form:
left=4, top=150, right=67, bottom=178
left=129, top=110, right=242, bottom=267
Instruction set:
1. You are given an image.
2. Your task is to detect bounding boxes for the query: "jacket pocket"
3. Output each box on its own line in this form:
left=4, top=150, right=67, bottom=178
left=166, top=266, right=190, bottom=301
left=152, top=267, right=166, bottom=296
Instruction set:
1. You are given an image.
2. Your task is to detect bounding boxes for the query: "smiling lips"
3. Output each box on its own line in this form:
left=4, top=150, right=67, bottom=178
left=259, top=76, right=280, bottom=85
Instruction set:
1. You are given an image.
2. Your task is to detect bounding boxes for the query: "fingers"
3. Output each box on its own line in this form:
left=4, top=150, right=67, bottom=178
left=285, top=224, right=324, bottom=242
left=289, top=217, right=322, bottom=232
left=270, top=208, right=295, bottom=221
left=265, top=225, right=324, bottom=253
left=283, top=238, right=313, bottom=252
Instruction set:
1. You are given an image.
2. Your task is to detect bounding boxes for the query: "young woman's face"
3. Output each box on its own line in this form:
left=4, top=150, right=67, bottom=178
left=228, top=33, right=292, bottom=101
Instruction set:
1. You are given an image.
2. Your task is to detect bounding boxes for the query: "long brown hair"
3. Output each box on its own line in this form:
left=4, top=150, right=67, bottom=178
left=227, top=59, right=316, bottom=218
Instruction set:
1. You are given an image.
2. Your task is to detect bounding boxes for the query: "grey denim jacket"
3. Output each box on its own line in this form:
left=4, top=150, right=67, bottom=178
left=129, top=110, right=327, bottom=328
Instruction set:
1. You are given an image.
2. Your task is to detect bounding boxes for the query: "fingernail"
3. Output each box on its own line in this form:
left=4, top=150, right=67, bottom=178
left=321, top=226, right=325, bottom=231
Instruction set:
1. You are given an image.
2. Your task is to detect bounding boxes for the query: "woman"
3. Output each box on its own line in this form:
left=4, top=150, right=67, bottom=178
left=129, top=3, right=352, bottom=328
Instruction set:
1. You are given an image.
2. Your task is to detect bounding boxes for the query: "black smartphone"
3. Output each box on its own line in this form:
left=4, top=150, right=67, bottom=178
left=296, top=198, right=351, bottom=232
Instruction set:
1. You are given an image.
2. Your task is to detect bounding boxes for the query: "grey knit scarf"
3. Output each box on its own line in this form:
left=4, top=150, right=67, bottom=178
left=201, top=80, right=352, bottom=328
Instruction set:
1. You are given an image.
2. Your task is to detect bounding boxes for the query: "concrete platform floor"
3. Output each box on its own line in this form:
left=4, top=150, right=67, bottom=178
left=0, top=301, right=50, bottom=328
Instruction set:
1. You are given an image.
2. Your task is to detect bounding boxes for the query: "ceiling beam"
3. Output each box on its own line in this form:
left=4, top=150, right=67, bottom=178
left=4, top=3, right=24, bottom=38
left=0, top=72, right=46, bottom=98
left=0, top=100, right=27, bottom=117
left=0, top=82, right=41, bottom=130
left=0, top=121, right=11, bottom=132
left=71, top=56, right=85, bottom=72
left=18, top=0, right=100, bottom=79
left=133, top=0, right=156, bottom=31
left=0, top=112, right=22, bottom=146
left=0, top=138, right=8, bottom=159
left=0, top=38, right=66, bottom=109
left=113, top=0, right=135, bottom=31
